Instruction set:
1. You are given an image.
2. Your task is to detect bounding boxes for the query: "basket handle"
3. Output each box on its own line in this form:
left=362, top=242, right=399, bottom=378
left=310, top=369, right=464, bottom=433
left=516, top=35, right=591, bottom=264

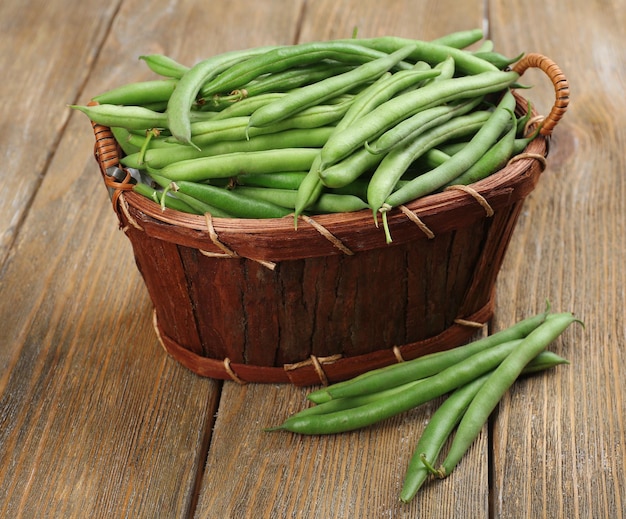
left=512, top=53, right=569, bottom=136
left=88, top=101, right=135, bottom=209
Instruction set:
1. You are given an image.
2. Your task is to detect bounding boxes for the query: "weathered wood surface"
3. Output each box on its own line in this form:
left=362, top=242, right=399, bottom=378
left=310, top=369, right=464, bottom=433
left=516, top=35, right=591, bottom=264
left=0, top=0, right=624, bottom=518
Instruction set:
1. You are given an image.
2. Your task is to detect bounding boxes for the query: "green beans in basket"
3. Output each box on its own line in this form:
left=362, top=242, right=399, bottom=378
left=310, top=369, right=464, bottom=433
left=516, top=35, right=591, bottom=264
left=72, top=29, right=565, bottom=245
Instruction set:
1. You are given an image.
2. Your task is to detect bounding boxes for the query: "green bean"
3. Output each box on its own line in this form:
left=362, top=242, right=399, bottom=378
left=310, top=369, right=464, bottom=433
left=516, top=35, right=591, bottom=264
left=92, top=79, right=178, bottom=106
left=202, top=61, right=355, bottom=103
left=272, top=338, right=526, bottom=435
left=139, top=54, right=189, bottom=79
left=307, top=309, right=548, bottom=404
left=125, top=131, right=184, bottom=150
left=437, top=140, right=469, bottom=156
left=200, top=41, right=412, bottom=101
left=235, top=186, right=368, bottom=214
left=399, top=349, right=569, bottom=503
left=317, top=70, right=519, bottom=170
left=159, top=148, right=320, bottom=182
left=383, top=89, right=517, bottom=210
left=473, top=51, right=525, bottom=70
left=400, top=373, right=488, bottom=502
left=110, top=126, right=141, bottom=156
left=132, top=182, right=200, bottom=214
left=421, top=55, right=456, bottom=86
left=416, top=148, right=453, bottom=170
left=367, top=110, right=492, bottom=216
left=247, top=45, right=420, bottom=130
left=365, top=96, right=484, bottom=155
left=271, top=378, right=431, bottom=424
left=430, top=28, right=485, bottom=49
left=445, top=113, right=517, bottom=186
left=319, top=143, right=386, bottom=189
left=435, top=312, right=579, bottom=478
left=210, top=92, right=287, bottom=120
left=293, top=155, right=326, bottom=225
left=475, top=39, right=494, bottom=53
left=333, top=65, right=437, bottom=131
left=123, top=128, right=334, bottom=169
left=71, top=103, right=168, bottom=130
left=343, top=36, right=500, bottom=75
left=166, top=45, right=281, bottom=145
left=164, top=186, right=235, bottom=217
left=329, top=178, right=371, bottom=201
left=192, top=100, right=351, bottom=143
left=292, top=67, right=434, bottom=217
left=172, top=180, right=292, bottom=219
left=236, top=171, right=307, bottom=190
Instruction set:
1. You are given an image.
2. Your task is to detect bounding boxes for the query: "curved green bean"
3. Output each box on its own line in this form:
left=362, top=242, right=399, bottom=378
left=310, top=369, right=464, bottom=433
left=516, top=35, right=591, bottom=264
left=173, top=180, right=292, bottom=219
left=235, top=186, right=368, bottom=213
left=200, top=41, right=412, bottom=101
left=139, top=54, right=189, bottom=79
left=318, top=70, right=519, bottom=170
left=436, top=312, right=578, bottom=478
left=399, top=349, right=568, bottom=503
left=166, top=45, right=281, bottom=145
left=383, top=89, right=516, bottom=210
left=123, top=127, right=334, bottom=169
left=367, top=110, right=492, bottom=216
left=445, top=114, right=517, bottom=186
left=430, top=28, right=485, bottom=49
left=365, top=96, right=484, bottom=155
left=247, top=44, right=421, bottom=130
left=92, top=79, right=178, bottom=106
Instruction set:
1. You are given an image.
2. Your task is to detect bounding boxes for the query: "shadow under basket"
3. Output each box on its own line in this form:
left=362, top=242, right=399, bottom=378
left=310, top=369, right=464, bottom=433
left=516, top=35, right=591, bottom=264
left=90, top=53, right=569, bottom=386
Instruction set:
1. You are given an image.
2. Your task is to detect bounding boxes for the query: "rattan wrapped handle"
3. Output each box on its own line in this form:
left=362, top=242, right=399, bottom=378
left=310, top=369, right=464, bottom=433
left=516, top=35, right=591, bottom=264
left=512, top=53, right=569, bottom=136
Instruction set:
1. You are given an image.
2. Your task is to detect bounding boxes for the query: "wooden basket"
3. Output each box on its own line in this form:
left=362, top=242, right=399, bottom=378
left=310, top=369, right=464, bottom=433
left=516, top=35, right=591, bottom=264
left=90, top=53, right=569, bottom=386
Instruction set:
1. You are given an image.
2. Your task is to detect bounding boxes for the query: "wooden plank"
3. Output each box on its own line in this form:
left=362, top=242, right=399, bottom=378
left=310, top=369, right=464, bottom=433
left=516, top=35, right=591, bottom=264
left=0, top=0, right=301, bottom=517
left=194, top=1, right=492, bottom=517
left=196, top=383, right=489, bottom=518
left=490, top=1, right=626, bottom=517
left=0, top=0, right=118, bottom=265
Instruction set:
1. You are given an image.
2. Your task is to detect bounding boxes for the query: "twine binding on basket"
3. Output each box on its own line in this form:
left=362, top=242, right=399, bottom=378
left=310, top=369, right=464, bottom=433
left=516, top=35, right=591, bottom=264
left=150, top=297, right=496, bottom=386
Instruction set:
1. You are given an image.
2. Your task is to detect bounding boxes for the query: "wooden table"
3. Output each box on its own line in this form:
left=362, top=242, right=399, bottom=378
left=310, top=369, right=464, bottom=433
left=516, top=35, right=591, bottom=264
left=1, top=0, right=624, bottom=517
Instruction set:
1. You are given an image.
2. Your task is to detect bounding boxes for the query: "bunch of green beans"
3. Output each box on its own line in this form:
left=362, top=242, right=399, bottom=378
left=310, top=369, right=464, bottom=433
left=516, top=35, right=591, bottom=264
left=266, top=306, right=580, bottom=503
left=74, top=30, right=537, bottom=224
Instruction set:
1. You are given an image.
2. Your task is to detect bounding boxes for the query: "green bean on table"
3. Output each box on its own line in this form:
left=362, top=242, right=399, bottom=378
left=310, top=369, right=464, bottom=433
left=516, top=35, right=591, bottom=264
left=270, top=338, right=529, bottom=435
left=433, top=312, right=579, bottom=479
left=399, top=348, right=570, bottom=503
left=307, top=309, right=548, bottom=404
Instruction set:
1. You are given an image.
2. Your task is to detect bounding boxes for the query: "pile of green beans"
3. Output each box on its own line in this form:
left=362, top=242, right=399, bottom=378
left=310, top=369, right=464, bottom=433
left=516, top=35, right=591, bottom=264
left=74, top=29, right=538, bottom=233
left=266, top=306, right=580, bottom=503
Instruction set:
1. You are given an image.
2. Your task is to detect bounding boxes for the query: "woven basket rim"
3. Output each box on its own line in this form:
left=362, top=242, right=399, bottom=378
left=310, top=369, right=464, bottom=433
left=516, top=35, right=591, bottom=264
left=99, top=92, right=547, bottom=262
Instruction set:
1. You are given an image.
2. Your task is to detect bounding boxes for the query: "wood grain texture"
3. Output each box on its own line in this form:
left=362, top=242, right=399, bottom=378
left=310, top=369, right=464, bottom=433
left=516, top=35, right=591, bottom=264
left=0, top=0, right=118, bottom=266
left=490, top=1, right=626, bottom=517
left=0, top=0, right=282, bottom=516
left=1, top=0, right=624, bottom=517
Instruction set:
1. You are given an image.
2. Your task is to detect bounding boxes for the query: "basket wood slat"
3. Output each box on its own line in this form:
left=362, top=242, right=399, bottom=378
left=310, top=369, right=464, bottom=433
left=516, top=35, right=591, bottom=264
left=90, top=52, right=568, bottom=386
